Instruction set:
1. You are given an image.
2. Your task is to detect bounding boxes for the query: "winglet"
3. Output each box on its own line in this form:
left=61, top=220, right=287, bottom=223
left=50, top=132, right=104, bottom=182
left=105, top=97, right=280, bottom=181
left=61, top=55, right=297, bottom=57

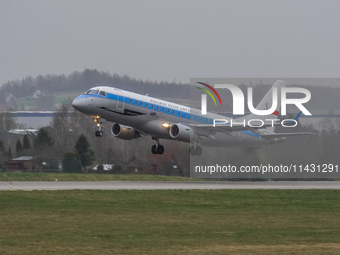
left=294, top=111, right=302, bottom=121
left=283, top=111, right=302, bottom=126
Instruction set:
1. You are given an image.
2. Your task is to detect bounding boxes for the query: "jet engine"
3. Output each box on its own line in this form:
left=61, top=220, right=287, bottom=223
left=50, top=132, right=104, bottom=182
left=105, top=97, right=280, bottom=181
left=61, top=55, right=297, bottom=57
left=169, top=123, right=194, bottom=143
left=111, top=123, right=140, bottom=140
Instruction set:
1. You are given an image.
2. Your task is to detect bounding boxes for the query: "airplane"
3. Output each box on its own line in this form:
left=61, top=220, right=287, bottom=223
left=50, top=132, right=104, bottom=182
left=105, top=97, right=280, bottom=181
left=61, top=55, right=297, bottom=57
left=72, top=80, right=315, bottom=156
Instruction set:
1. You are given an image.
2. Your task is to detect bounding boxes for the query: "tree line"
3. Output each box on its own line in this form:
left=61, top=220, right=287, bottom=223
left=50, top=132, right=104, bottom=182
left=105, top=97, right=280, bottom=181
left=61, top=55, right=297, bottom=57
left=0, top=103, right=190, bottom=174
left=0, top=102, right=339, bottom=178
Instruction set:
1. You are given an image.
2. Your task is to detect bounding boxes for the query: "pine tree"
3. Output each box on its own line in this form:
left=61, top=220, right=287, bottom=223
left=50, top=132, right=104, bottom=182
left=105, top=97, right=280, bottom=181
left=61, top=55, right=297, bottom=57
left=16, top=140, right=23, bottom=154
left=34, top=127, right=54, bottom=150
left=23, top=134, right=31, bottom=150
left=8, top=147, right=12, bottom=159
left=75, top=134, right=94, bottom=170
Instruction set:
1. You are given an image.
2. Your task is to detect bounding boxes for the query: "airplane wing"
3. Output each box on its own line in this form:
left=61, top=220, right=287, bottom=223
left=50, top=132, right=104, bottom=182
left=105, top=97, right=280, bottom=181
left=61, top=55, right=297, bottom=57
left=187, top=123, right=317, bottom=140
left=190, top=122, right=279, bottom=132
left=259, top=132, right=317, bottom=139
left=188, top=121, right=282, bottom=139
left=186, top=122, right=274, bottom=140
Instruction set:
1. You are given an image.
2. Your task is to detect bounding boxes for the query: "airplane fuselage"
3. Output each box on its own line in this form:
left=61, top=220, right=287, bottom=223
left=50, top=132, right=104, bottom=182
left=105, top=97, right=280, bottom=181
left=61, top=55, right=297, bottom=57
left=72, top=86, right=279, bottom=149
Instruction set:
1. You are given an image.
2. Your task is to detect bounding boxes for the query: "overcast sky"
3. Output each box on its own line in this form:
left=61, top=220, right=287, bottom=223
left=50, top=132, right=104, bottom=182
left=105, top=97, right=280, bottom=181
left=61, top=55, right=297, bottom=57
left=0, top=0, right=339, bottom=86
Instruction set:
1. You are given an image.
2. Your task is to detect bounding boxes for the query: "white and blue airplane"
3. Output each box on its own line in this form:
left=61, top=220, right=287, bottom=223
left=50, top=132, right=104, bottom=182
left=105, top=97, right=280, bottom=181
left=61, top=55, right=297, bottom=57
left=72, top=80, right=314, bottom=156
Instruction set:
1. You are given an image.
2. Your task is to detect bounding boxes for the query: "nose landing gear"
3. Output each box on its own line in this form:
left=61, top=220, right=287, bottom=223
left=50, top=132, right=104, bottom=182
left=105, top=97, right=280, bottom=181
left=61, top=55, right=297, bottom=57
left=151, top=138, right=164, bottom=155
left=94, top=116, right=104, bottom=137
left=95, top=130, right=103, bottom=137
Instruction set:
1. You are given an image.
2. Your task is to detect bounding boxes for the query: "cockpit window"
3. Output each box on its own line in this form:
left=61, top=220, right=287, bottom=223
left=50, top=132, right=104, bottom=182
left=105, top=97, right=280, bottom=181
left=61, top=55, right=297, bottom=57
left=99, top=91, right=106, bottom=97
left=85, top=89, right=99, bottom=95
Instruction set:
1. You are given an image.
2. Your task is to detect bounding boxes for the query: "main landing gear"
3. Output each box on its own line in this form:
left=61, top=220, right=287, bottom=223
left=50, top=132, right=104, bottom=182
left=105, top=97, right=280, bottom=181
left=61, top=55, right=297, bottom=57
left=151, top=138, right=164, bottom=155
left=94, top=116, right=104, bottom=137
left=189, top=144, right=202, bottom=156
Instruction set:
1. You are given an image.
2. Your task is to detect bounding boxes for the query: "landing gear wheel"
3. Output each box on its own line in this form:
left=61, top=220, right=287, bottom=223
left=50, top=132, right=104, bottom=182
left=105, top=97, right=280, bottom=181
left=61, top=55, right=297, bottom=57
left=195, top=146, right=202, bottom=156
left=151, top=138, right=165, bottom=155
left=189, top=145, right=202, bottom=156
left=151, top=144, right=165, bottom=155
left=189, top=145, right=195, bottom=156
left=157, top=145, right=164, bottom=155
left=95, top=130, right=104, bottom=137
left=151, top=145, right=158, bottom=154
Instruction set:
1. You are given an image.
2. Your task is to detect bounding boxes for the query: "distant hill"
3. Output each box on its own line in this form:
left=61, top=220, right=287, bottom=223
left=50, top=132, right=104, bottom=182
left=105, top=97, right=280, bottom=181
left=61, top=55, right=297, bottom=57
left=0, top=69, right=189, bottom=111
left=0, top=69, right=339, bottom=113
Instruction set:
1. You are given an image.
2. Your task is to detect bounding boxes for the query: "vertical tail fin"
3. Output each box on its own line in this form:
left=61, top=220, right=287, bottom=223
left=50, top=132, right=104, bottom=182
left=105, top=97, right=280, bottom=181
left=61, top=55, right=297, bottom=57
left=239, top=80, right=286, bottom=133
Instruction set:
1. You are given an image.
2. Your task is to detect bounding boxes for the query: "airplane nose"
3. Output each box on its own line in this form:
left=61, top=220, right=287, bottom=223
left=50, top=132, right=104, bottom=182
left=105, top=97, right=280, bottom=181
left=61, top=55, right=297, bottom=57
left=72, top=98, right=82, bottom=111
left=72, top=96, right=93, bottom=115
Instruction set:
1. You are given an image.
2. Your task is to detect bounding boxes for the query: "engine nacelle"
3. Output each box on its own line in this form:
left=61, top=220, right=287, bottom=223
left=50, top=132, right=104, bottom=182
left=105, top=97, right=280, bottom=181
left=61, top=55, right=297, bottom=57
left=169, top=123, right=194, bottom=143
left=111, top=123, right=140, bottom=140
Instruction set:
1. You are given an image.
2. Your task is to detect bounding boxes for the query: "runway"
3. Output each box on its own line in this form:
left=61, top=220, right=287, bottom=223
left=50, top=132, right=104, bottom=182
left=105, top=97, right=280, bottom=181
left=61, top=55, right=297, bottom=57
left=1, top=181, right=340, bottom=191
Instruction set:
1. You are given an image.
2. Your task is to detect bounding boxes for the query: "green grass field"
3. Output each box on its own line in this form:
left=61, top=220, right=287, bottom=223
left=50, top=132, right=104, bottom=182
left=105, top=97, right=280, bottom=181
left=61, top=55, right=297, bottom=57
left=0, top=172, right=198, bottom=182
left=1, top=190, right=340, bottom=254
